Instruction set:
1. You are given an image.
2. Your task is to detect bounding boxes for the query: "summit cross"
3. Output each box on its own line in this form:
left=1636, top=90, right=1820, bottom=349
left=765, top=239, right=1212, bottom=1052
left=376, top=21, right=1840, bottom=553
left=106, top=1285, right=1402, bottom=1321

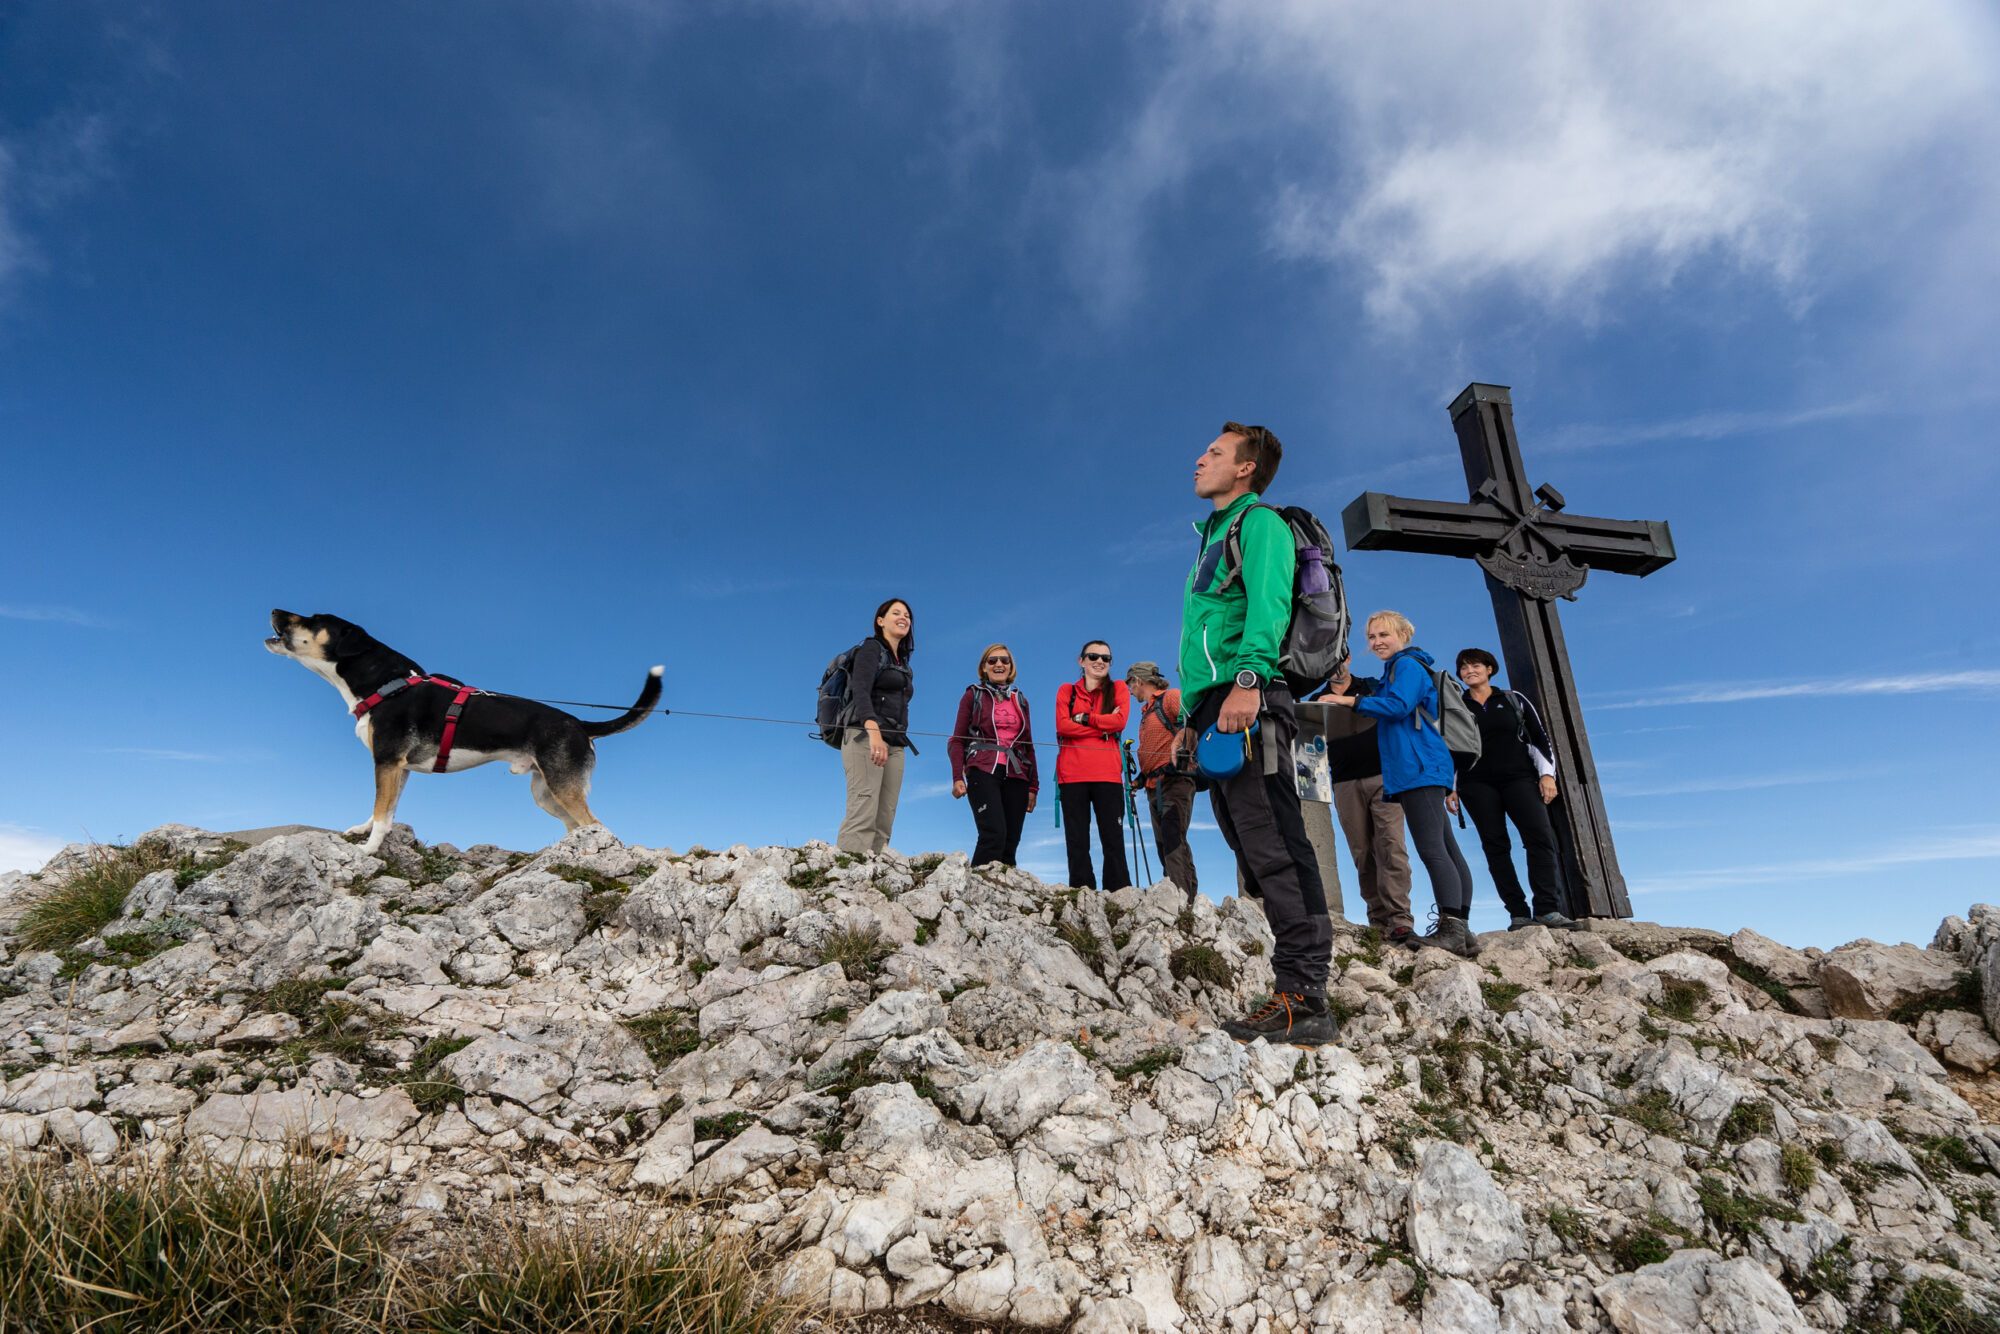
left=1340, top=383, right=1677, bottom=918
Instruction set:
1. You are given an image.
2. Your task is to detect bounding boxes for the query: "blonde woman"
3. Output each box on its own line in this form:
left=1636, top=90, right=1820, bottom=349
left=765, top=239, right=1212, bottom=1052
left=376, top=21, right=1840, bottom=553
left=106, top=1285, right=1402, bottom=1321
left=1324, top=610, right=1479, bottom=957
left=947, top=643, right=1038, bottom=867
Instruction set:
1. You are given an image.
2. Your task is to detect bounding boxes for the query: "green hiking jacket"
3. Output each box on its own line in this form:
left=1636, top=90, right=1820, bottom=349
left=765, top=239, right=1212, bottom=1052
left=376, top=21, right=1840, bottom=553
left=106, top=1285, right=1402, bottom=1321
left=1178, top=491, right=1294, bottom=723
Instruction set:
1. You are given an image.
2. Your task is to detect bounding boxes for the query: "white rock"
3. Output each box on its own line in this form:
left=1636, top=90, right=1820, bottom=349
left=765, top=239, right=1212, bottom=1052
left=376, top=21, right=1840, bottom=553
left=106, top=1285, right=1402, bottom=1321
left=1406, top=1142, right=1527, bottom=1280
left=1422, top=1276, right=1499, bottom=1334
left=1818, top=940, right=1965, bottom=1020
left=184, top=1086, right=419, bottom=1143
left=218, top=1012, right=303, bottom=1049
left=962, top=1041, right=1113, bottom=1141
left=824, top=1194, right=917, bottom=1266
left=3, top=1068, right=98, bottom=1113
left=439, top=1035, right=573, bottom=1112
left=1179, top=1234, right=1255, bottom=1320
left=104, top=1081, right=196, bottom=1118
left=1594, top=1248, right=1807, bottom=1333
left=1308, top=1277, right=1420, bottom=1333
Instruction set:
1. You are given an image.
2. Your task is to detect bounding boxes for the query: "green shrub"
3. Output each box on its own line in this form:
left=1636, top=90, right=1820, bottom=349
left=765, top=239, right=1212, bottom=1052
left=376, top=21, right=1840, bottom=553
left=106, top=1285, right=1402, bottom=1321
left=1653, top=978, right=1707, bottom=1022
left=1609, top=1212, right=1694, bottom=1271
left=1899, top=1276, right=2000, bottom=1334
left=1615, top=1090, right=1682, bottom=1139
left=17, top=841, right=182, bottom=952
left=1480, top=981, right=1527, bottom=1014
left=623, top=1010, right=701, bottom=1065
left=786, top=866, right=832, bottom=891
left=1718, top=1099, right=1775, bottom=1145
left=1693, top=1174, right=1803, bottom=1242
left=1109, top=1047, right=1179, bottom=1080
left=1546, top=1205, right=1589, bottom=1246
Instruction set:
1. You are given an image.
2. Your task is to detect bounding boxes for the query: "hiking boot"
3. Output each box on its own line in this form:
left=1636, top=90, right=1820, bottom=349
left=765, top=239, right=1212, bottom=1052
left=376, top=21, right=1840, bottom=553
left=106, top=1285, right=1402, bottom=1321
left=1222, top=993, right=1338, bottom=1047
left=1534, top=911, right=1582, bottom=932
left=1418, top=915, right=1482, bottom=958
left=1507, top=914, right=1534, bottom=931
left=1387, top=925, right=1419, bottom=951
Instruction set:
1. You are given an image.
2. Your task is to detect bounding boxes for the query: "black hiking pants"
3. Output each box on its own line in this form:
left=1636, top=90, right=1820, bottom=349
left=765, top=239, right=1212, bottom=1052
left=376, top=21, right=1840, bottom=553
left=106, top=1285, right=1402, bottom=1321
left=966, top=766, right=1030, bottom=867
left=1189, top=687, right=1330, bottom=998
left=1459, top=775, right=1563, bottom=918
left=1059, top=781, right=1131, bottom=891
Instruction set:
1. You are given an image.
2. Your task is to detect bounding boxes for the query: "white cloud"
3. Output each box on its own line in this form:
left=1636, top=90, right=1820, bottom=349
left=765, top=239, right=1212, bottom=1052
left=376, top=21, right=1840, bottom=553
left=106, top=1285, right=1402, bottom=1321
left=0, top=603, right=106, bottom=628
left=1630, top=827, right=2000, bottom=896
left=0, top=823, right=64, bottom=875
left=1608, top=769, right=1859, bottom=799
left=1055, top=1, right=2000, bottom=327
left=1597, top=670, right=2000, bottom=711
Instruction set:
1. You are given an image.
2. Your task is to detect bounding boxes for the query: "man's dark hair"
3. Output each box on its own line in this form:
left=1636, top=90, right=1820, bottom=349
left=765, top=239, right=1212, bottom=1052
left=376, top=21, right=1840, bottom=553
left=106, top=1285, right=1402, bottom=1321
left=1222, top=421, right=1283, bottom=494
left=871, top=598, right=914, bottom=660
left=1456, top=647, right=1500, bottom=674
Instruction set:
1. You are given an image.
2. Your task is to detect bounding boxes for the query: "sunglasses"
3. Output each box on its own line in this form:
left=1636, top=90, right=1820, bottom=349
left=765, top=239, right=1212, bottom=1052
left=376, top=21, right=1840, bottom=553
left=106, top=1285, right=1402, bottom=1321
left=985, top=656, right=1012, bottom=666
left=1082, top=653, right=1111, bottom=663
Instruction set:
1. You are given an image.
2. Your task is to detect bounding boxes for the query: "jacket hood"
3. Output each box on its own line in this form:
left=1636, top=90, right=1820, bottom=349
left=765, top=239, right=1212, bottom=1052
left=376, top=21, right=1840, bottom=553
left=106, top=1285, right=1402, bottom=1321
left=1387, top=646, right=1436, bottom=671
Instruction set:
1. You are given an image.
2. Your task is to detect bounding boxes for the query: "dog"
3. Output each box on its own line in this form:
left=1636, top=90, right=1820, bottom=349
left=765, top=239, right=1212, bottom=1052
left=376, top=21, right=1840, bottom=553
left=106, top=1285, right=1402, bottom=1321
left=265, top=609, right=661, bottom=853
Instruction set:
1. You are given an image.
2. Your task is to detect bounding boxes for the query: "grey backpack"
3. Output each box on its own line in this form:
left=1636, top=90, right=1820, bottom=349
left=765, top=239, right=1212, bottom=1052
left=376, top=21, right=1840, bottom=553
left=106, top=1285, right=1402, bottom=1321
left=1215, top=503, right=1351, bottom=697
left=1417, top=666, right=1482, bottom=769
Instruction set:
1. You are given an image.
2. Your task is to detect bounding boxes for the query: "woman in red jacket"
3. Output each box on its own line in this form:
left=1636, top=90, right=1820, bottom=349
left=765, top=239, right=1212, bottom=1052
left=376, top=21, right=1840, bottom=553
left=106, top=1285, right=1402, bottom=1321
left=1055, top=640, right=1131, bottom=891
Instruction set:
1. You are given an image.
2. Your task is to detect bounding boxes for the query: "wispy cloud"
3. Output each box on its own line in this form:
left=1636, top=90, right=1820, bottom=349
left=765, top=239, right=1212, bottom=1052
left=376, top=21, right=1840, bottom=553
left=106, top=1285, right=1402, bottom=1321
left=1597, top=670, right=2000, bottom=711
left=1539, top=399, right=1882, bottom=454
left=1608, top=769, right=1859, bottom=799
left=0, top=603, right=107, bottom=628
left=0, top=823, right=64, bottom=875
left=91, top=747, right=234, bottom=763
left=909, top=780, right=957, bottom=801
left=1629, top=826, right=2000, bottom=896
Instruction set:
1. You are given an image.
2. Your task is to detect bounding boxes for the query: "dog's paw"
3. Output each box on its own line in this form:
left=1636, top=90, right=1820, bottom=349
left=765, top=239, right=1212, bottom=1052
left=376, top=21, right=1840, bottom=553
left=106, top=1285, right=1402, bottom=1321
left=344, top=822, right=373, bottom=837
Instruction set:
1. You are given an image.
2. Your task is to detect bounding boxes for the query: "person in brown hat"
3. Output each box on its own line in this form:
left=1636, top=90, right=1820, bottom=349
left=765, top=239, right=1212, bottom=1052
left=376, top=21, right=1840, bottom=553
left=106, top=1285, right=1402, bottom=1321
left=1126, top=661, right=1198, bottom=901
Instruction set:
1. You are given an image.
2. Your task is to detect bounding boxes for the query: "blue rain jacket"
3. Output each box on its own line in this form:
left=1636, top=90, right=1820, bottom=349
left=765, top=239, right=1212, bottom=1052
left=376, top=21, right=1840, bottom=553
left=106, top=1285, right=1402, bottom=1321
left=1350, top=646, right=1457, bottom=796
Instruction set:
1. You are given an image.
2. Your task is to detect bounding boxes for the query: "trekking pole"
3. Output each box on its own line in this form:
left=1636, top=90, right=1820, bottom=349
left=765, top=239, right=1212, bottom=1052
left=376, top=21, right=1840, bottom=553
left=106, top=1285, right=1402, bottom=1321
left=1121, top=741, right=1155, bottom=885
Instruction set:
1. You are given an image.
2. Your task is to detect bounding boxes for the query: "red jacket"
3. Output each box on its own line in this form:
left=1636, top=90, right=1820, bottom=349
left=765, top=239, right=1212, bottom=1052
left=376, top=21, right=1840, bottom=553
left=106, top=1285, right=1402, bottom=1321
left=1055, top=679, right=1129, bottom=785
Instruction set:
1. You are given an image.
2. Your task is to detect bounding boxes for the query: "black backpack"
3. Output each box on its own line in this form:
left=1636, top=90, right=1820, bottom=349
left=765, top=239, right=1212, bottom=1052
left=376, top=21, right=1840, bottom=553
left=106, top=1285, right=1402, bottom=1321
left=813, top=643, right=864, bottom=749
left=1215, top=503, right=1352, bottom=698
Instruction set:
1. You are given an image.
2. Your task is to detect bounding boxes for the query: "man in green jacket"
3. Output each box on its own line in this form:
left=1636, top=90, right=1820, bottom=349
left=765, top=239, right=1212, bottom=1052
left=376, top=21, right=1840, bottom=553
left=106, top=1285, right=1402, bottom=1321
left=1180, top=421, right=1335, bottom=1046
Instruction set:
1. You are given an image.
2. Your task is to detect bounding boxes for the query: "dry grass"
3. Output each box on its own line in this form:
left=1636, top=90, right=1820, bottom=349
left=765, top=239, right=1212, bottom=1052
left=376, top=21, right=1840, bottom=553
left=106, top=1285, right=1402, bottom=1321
left=0, top=1156, right=809, bottom=1334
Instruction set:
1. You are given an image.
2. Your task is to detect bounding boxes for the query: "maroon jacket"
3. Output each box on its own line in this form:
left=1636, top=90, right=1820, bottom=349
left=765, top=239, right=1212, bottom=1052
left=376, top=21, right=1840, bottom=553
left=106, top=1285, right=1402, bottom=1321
left=948, top=683, right=1039, bottom=792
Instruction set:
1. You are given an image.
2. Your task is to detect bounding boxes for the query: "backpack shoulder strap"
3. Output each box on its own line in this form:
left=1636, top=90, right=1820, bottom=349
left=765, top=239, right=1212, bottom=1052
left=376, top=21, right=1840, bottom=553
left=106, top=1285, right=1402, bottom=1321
left=1215, top=501, right=1282, bottom=594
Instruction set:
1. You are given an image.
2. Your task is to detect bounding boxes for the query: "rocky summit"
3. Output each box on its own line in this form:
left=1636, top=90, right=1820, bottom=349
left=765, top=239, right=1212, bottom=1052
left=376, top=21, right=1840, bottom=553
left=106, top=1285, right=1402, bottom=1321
left=3, top=824, right=1999, bottom=1332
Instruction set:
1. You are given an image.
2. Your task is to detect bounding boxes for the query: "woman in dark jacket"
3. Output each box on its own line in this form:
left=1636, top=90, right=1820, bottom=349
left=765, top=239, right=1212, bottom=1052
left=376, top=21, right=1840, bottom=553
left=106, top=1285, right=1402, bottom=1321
left=1054, top=640, right=1131, bottom=891
left=948, top=642, right=1039, bottom=867
left=1453, top=647, right=1578, bottom=931
left=837, top=598, right=914, bottom=856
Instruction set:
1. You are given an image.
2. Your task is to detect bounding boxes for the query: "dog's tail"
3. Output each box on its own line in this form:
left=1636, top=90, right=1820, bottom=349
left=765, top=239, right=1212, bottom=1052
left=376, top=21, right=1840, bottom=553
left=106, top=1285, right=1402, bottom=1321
left=582, top=666, right=665, bottom=738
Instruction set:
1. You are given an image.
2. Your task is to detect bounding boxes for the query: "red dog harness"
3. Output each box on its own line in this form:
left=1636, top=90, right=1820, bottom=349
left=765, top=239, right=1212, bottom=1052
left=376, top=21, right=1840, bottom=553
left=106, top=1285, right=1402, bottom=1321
left=352, top=674, right=483, bottom=772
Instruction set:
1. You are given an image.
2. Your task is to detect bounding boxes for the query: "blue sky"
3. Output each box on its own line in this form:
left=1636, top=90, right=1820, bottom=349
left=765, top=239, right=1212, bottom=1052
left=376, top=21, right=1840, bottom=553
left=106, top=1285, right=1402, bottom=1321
left=3, top=2, right=1997, bottom=949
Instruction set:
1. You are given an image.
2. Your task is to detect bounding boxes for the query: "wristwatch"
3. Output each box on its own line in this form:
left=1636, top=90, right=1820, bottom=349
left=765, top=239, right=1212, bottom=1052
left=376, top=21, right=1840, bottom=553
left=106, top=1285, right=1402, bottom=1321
left=1234, top=670, right=1262, bottom=690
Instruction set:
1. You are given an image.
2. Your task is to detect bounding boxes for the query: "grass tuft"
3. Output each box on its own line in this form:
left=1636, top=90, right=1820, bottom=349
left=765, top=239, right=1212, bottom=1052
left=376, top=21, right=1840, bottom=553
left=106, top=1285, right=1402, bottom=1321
left=1546, top=1205, right=1589, bottom=1247
left=1168, top=944, right=1234, bottom=989
left=399, top=1036, right=473, bottom=1113
left=1693, top=1174, right=1803, bottom=1242
left=0, top=1157, right=808, bottom=1334
left=18, top=841, right=182, bottom=952
left=1480, top=980, right=1527, bottom=1014
left=1614, top=1089, right=1682, bottom=1140
left=1109, top=1046, right=1179, bottom=1081
left=1609, top=1212, right=1695, bottom=1271
left=1780, top=1142, right=1819, bottom=1195
left=1899, top=1276, right=2000, bottom=1334
left=818, top=925, right=893, bottom=980
left=1652, top=978, right=1708, bottom=1023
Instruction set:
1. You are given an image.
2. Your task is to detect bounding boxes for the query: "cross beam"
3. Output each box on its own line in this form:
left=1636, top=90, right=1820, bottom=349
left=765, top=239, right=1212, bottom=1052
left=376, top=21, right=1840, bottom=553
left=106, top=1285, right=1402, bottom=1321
left=1340, top=383, right=1677, bottom=918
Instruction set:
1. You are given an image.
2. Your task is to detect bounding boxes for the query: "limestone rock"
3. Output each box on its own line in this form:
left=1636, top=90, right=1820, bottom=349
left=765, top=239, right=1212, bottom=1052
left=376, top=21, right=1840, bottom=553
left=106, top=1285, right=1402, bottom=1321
left=1407, top=1142, right=1527, bottom=1279
left=1594, top=1249, right=1806, bottom=1333
left=1818, top=940, right=1965, bottom=1020
left=185, top=1086, right=418, bottom=1144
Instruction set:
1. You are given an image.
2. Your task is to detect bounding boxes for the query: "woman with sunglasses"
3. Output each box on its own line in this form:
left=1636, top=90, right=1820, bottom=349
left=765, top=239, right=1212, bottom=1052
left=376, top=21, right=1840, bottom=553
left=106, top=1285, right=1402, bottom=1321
left=1054, top=640, right=1132, bottom=891
left=948, top=643, right=1039, bottom=867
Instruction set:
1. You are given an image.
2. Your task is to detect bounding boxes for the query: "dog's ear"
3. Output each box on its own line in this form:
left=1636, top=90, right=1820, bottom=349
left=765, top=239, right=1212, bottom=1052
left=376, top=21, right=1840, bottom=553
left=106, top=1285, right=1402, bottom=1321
left=324, top=620, right=374, bottom=659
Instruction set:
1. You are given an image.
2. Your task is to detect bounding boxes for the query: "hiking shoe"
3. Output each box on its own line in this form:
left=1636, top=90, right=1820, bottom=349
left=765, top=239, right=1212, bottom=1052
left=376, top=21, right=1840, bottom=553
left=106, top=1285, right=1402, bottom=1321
left=1222, top=993, right=1338, bottom=1047
left=1387, top=925, right=1419, bottom=951
left=1419, top=916, right=1482, bottom=959
left=1506, top=914, right=1534, bottom=931
left=1534, top=912, right=1582, bottom=932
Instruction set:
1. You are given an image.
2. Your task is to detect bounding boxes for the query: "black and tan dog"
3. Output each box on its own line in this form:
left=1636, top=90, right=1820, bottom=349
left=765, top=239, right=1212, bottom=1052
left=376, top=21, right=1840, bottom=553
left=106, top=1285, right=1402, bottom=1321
left=265, top=609, right=661, bottom=853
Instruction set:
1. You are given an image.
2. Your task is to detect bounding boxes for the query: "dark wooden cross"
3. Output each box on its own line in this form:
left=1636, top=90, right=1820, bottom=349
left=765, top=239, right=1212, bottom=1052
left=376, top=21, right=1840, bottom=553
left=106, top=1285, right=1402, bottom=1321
left=1340, top=383, right=1676, bottom=918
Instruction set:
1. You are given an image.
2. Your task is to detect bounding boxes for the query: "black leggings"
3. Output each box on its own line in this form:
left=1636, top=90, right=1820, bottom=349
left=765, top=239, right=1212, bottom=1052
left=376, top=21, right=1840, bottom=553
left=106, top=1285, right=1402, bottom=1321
left=966, top=767, right=1030, bottom=867
left=1393, top=785, right=1474, bottom=917
left=1059, top=782, right=1131, bottom=891
left=1459, top=775, right=1563, bottom=917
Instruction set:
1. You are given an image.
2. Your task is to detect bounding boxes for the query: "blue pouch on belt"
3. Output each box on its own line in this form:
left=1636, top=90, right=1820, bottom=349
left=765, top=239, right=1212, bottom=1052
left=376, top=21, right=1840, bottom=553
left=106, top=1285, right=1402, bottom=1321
left=1195, top=719, right=1260, bottom=782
